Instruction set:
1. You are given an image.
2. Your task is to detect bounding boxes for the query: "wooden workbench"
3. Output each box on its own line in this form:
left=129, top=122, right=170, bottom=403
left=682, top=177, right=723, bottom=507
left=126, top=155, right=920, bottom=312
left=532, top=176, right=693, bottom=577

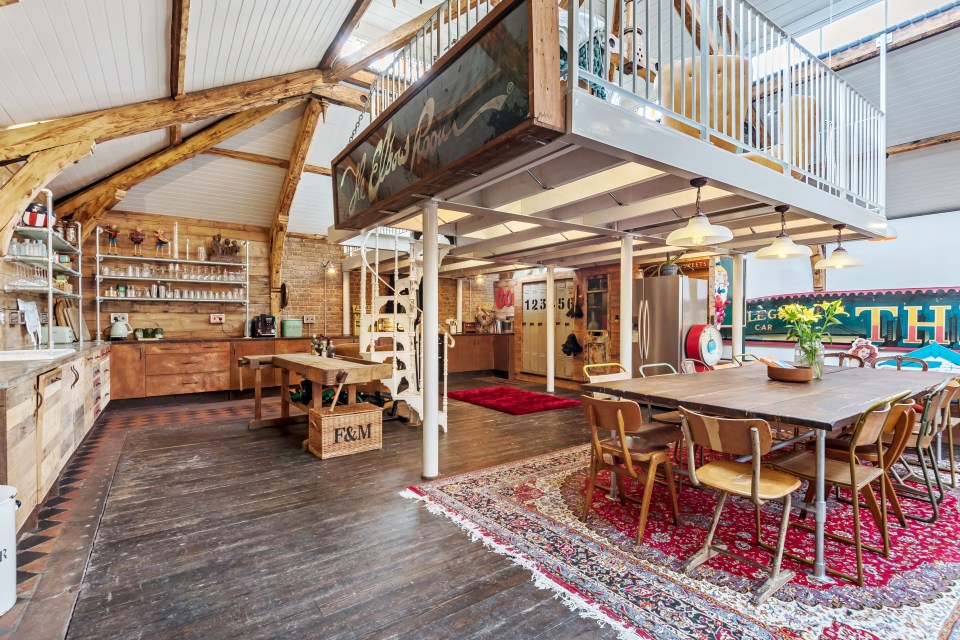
left=240, top=353, right=392, bottom=429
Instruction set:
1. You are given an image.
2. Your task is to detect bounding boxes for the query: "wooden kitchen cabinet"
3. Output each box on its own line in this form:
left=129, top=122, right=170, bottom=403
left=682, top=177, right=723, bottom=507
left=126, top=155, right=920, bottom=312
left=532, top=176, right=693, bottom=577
left=111, top=343, right=146, bottom=399
left=274, top=339, right=313, bottom=385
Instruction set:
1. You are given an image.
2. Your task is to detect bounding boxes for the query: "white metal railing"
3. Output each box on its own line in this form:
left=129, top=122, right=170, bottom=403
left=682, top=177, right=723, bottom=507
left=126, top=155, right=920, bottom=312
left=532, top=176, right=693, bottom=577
left=370, top=0, right=499, bottom=118
left=568, top=0, right=884, bottom=213
left=368, top=0, right=884, bottom=214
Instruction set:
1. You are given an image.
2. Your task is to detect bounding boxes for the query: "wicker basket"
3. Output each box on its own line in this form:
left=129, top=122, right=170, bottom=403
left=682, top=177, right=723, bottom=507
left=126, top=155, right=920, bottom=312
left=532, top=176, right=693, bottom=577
left=307, top=403, right=382, bottom=459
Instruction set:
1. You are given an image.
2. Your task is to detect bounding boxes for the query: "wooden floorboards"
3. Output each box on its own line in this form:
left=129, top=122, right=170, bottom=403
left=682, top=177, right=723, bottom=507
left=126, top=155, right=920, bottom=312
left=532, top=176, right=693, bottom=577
left=65, top=376, right=614, bottom=639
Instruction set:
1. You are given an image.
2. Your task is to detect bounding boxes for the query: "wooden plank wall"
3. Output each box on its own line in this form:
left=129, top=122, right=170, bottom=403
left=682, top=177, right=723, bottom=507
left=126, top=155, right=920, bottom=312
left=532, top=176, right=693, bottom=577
left=81, top=211, right=272, bottom=340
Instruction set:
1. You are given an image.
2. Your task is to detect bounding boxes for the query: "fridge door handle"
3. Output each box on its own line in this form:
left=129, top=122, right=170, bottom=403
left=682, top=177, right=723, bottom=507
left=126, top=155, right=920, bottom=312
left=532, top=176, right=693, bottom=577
left=643, top=301, right=651, bottom=360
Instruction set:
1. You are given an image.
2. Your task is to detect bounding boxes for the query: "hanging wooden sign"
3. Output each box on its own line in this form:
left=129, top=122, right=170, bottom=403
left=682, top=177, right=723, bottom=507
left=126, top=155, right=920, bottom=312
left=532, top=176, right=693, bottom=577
left=332, top=0, right=564, bottom=230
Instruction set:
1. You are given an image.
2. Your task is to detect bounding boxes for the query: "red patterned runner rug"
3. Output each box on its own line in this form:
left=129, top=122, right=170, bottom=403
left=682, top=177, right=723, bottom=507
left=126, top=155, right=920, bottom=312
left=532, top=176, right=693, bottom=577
left=403, top=445, right=960, bottom=640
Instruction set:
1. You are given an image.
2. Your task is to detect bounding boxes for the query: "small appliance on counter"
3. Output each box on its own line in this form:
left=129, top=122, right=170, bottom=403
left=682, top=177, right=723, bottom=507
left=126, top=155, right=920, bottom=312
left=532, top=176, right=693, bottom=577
left=252, top=314, right=277, bottom=337
left=281, top=319, right=303, bottom=337
left=40, top=326, right=76, bottom=344
left=108, top=320, right=133, bottom=340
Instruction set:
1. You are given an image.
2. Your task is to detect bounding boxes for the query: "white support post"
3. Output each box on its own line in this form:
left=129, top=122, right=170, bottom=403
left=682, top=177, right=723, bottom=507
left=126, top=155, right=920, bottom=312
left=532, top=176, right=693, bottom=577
left=342, top=270, right=350, bottom=336
left=879, top=0, right=888, bottom=211
left=422, top=200, right=440, bottom=480
left=455, top=279, right=463, bottom=331
left=546, top=266, right=556, bottom=393
left=619, top=236, right=633, bottom=376
left=732, top=254, right=745, bottom=356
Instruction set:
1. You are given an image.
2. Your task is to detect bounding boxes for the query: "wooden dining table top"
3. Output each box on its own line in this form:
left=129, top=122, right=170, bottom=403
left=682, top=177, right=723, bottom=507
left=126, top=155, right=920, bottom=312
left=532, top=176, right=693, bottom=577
left=582, top=364, right=956, bottom=432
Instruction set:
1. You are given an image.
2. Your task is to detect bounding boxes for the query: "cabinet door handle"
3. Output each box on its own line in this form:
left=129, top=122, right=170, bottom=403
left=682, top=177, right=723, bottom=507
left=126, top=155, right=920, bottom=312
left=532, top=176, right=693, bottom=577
left=183, top=360, right=201, bottom=365
left=71, top=365, right=80, bottom=389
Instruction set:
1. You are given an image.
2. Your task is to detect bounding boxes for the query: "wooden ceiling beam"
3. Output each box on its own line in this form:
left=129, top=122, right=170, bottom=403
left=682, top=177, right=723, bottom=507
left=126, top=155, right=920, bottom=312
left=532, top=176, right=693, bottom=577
left=320, top=0, right=374, bottom=69
left=887, top=129, right=960, bottom=156
left=59, top=102, right=298, bottom=241
left=170, top=0, right=190, bottom=99
left=200, top=147, right=331, bottom=176
left=325, top=5, right=439, bottom=83
left=0, top=141, right=95, bottom=256
left=828, top=5, right=960, bottom=72
left=270, top=98, right=324, bottom=315
left=0, top=70, right=367, bottom=162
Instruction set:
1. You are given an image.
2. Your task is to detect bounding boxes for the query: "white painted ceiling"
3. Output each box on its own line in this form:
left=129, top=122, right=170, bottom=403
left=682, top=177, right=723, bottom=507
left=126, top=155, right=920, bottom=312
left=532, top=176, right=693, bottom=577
left=837, top=28, right=960, bottom=218
left=1, top=0, right=955, bottom=233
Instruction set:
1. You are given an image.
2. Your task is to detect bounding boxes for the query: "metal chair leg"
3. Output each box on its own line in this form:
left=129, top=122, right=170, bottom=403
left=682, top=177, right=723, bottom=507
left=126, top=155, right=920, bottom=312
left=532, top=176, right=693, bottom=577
left=752, top=494, right=796, bottom=605
left=683, top=491, right=727, bottom=574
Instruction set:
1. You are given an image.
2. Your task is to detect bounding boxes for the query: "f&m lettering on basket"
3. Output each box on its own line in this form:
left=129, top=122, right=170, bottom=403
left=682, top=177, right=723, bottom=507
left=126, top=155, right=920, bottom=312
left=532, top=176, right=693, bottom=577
left=333, top=423, right=373, bottom=444
left=307, top=403, right=383, bottom=459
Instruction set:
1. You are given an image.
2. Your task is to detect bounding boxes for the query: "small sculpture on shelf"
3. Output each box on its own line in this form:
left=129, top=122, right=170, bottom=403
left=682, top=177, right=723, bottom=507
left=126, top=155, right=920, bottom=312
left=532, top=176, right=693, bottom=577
left=106, top=224, right=120, bottom=255
left=129, top=226, right=146, bottom=256
left=475, top=305, right=496, bottom=333
left=209, top=234, right=243, bottom=263
left=154, top=229, right=170, bottom=257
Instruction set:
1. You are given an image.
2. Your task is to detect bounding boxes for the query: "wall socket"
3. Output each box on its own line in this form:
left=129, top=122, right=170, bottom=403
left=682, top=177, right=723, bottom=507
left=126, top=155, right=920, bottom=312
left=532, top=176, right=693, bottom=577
left=209, top=313, right=225, bottom=324
left=303, top=315, right=316, bottom=324
left=8, top=310, right=23, bottom=325
left=110, top=313, right=129, bottom=323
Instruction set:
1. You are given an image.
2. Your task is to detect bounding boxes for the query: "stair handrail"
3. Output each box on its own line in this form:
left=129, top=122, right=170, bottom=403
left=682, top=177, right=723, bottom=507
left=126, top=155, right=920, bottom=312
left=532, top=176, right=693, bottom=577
left=359, top=229, right=457, bottom=349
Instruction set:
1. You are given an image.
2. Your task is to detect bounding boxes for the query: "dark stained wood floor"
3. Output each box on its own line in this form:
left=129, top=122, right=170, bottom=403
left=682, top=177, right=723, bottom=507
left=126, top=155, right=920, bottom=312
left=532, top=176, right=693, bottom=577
left=66, top=376, right=615, bottom=639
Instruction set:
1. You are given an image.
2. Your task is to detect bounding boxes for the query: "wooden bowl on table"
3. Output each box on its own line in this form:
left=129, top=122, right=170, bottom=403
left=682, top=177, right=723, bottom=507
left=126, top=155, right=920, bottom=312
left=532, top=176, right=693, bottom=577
left=766, top=364, right=813, bottom=383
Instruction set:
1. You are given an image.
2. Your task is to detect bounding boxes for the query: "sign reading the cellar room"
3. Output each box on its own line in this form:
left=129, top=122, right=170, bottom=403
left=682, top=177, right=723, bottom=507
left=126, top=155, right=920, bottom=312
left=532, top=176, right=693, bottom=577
left=745, top=288, right=960, bottom=348
left=332, top=0, right=562, bottom=230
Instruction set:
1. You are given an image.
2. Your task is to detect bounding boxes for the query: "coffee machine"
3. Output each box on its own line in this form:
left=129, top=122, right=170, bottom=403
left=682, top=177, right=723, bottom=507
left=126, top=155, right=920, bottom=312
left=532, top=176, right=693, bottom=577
left=252, top=314, right=277, bottom=337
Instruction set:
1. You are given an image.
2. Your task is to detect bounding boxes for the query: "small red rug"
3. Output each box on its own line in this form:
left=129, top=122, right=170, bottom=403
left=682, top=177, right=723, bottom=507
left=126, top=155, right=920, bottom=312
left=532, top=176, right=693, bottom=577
left=447, top=386, right=581, bottom=415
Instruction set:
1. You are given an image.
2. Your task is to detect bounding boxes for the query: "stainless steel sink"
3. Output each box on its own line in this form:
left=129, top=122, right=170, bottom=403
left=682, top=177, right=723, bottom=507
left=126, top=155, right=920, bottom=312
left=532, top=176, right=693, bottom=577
left=0, top=348, right=76, bottom=362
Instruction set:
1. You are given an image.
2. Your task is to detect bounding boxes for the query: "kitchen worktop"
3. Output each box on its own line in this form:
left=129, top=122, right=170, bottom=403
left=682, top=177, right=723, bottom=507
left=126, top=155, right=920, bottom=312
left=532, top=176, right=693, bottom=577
left=0, top=341, right=109, bottom=390
left=106, top=335, right=355, bottom=344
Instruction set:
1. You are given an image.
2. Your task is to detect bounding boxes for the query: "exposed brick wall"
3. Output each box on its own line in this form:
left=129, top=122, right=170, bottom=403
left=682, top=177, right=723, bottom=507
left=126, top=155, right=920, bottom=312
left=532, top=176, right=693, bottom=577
left=280, top=235, right=349, bottom=335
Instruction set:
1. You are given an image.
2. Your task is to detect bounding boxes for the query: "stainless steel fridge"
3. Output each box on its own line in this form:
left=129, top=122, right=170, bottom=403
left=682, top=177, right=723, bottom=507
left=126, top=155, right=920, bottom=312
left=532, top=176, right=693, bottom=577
left=632, top=275, right=709, bottom=374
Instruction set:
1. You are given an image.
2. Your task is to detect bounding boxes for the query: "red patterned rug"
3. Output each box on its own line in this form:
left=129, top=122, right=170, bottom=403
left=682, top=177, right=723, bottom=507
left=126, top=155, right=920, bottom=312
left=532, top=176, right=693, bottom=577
left=447, top=386, right=581, bottom=415
left=404, top=445, right=960, bottom=640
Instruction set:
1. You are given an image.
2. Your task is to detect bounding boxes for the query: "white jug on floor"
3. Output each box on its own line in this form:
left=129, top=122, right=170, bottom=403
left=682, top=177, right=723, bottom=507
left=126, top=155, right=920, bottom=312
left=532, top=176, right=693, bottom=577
left=0, top=486, right=18, bottom=615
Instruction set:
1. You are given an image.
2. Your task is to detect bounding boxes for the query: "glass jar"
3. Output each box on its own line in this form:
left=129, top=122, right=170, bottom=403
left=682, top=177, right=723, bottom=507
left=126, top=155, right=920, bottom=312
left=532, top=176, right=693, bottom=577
left=794, top=340, right=824, bottom=379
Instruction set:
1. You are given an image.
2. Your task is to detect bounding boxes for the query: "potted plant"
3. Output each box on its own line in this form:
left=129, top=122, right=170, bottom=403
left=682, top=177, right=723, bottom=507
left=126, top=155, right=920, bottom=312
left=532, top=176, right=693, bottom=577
left=777, top=300, right=848, bottom=379
left=647, top=251, right=685, bottom=276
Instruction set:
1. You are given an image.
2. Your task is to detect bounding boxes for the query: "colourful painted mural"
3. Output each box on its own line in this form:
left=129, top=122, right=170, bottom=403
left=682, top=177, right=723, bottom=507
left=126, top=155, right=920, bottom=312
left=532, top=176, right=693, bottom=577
left=745, top=288, right=960, bottom=349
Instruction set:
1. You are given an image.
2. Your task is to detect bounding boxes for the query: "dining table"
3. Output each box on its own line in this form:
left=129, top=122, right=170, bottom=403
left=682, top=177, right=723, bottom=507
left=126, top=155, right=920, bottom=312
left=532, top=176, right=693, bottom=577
left=582, top=362, right=956, bottom=581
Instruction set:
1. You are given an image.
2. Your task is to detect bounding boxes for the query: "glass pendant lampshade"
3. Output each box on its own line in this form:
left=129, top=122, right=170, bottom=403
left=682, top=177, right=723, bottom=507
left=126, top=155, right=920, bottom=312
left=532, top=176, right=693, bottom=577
left=754, top=205, right=812, bottom=260
left=814, top=224, right=865, bottom=269
left=665, top=178, right=733, bottom=247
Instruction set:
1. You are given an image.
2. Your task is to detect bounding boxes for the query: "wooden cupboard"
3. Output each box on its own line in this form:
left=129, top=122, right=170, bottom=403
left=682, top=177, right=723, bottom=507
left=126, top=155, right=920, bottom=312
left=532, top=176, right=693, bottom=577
left=110, top=343, right=145, bottom=399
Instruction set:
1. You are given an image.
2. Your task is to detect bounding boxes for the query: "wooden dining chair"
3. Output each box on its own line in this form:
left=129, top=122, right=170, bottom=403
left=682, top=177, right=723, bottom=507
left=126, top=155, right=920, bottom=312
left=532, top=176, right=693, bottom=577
left=580, top=396, right=681, bottom=543
left=821, top=402, right=917, bottom=529
left=732, top=353, right=760, bottom=366
left=680, top=358, right=713, bottom=374
left=873, top=355, right=929, bottom=371
left=890, top=379, right=960, bottom=521
left=637, top=363, right=683, bottom=426
left=678, top=408, right=801, bottom=604
left=824, top=352, right=865, bottom=367
left=769, top=391, right=911, bottom=585
left=582, top=363, right=630, bottom=399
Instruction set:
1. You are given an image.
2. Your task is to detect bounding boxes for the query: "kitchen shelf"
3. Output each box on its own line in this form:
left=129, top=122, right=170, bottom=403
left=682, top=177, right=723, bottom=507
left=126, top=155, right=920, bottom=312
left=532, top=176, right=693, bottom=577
left=98, top=296, right=245, bottom=304
left=4, top=255, right=81, bottom=276
left=95, top=224, right=250, bottom=337
left=5, top=286, right=80, bottom=299
left=97, top=275, right=247, bottom=286
left=99, top=254, right=246, bottom=268
left=13, top=227, right=80, bottom=254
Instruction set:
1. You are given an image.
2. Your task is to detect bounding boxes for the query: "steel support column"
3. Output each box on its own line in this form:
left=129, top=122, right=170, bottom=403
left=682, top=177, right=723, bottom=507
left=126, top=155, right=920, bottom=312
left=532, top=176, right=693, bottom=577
left=546, top=266, right=556, bottom=393
left=422, top=200, right=440, bottom=479
left=620, top=236, right=633, bottom=375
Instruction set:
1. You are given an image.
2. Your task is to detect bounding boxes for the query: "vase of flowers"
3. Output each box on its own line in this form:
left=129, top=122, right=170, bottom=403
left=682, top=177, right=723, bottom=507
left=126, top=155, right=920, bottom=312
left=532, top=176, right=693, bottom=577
left=777, top=300, right=848, bottom=379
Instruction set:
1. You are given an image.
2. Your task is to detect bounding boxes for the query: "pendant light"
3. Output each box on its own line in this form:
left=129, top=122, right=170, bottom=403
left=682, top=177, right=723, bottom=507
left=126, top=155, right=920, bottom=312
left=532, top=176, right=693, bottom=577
left=665, top=178, right=733, bottom=247
left=814, top=224, right=864, bottom=269
left=754, top=205, right=812, bottom=260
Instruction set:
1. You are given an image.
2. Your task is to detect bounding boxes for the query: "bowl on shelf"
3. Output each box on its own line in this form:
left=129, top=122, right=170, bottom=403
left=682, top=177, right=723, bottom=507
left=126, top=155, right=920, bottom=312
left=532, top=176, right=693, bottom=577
left=766, top=364, right=814, bottom=383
